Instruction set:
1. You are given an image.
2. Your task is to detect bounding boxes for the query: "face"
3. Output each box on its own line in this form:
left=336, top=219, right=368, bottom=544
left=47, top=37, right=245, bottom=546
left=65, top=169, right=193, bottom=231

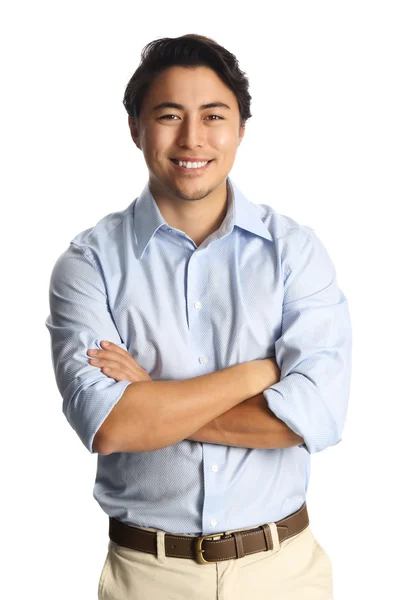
left=129, top=65, right=245, bottom=203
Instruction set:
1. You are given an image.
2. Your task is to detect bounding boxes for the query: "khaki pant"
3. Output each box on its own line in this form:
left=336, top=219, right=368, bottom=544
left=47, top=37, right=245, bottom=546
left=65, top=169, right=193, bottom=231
left=98, top=521, right=333, bottom=599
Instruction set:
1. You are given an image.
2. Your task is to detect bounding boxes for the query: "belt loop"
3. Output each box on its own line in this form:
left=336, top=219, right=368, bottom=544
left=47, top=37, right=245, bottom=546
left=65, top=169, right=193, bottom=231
left=262, top=522, right=281, bottom=555
left=156, top=530, right=166, bottom=564
left=233, top=531, right=245, bottom=558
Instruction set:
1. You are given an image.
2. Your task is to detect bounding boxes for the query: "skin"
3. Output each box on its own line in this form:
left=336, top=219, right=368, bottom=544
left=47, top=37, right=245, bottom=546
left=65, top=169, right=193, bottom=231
left=128, top=65, right=245, bottom=247
left=86, top=66, right=304, bottom=449
left=87, top=342, right=303, bottom=451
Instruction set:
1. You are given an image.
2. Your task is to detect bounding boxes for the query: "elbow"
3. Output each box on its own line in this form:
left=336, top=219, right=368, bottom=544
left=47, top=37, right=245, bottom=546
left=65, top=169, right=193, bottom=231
left=93, top=414, right=125, bottom=455
left=92, top=382, right=173, bottom=454
left=97, top=422, right=173, bottom=454
left=93, top=412, right=150, bottom=454
left=92, top=427, right=110, bottom=455
left=303, top=424, right=343, bottom=454
left=64, top=378, right=135, bottom=454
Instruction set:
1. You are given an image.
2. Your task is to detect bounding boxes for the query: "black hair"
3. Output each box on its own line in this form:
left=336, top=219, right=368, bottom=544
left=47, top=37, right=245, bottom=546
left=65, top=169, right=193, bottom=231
left=123, top=33, right=252, bottom=128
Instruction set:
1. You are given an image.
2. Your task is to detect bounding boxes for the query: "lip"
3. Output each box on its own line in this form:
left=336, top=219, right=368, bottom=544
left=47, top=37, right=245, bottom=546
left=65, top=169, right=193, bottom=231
left=172, top=157, right=212, bottom=162
left=170, top=159, right=213, bottom=174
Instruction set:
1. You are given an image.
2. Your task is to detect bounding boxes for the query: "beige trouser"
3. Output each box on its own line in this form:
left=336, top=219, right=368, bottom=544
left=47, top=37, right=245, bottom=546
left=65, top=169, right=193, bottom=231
left=98, top=520, right=333, bottom=599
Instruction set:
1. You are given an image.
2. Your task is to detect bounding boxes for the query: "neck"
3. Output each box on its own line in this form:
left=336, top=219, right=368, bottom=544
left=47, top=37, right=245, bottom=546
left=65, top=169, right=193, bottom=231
left=150, top=178, right=229, bottom=246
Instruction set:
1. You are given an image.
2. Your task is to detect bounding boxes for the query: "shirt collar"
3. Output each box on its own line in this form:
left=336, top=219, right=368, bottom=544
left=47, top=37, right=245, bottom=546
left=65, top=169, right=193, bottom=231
left=133, top=176, right=272, bottom=259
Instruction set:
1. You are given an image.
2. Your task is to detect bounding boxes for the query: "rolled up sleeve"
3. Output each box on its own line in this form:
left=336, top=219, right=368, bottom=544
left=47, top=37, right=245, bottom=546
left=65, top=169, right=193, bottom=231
left=45, top=242, right=132, bottom=453
left=263, top=227, right=352, bottom=454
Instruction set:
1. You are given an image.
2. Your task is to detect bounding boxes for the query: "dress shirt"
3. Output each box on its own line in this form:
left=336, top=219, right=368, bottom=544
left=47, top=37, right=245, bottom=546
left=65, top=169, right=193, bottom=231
left=45, top=176, right=352, bottom=536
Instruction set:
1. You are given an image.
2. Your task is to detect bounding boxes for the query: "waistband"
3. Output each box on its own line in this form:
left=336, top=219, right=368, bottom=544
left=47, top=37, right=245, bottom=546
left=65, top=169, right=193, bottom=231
left=108, top=502, right=309, bottom=565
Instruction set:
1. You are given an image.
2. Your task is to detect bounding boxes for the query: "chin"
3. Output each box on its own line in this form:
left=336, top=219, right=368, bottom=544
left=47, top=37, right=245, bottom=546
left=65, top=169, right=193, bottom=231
left=163, top=176, right=208, bottom=199
left=172, top=185, right=210, bottom=201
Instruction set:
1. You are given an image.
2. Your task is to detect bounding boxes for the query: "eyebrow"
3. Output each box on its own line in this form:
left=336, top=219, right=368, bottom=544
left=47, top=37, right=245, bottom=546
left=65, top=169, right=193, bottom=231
left=151, top=101, right=231, bottom=112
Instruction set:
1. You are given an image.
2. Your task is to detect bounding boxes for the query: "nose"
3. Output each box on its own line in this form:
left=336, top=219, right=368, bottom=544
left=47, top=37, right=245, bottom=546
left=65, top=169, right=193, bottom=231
left=177, top=116, right=205, bottom=149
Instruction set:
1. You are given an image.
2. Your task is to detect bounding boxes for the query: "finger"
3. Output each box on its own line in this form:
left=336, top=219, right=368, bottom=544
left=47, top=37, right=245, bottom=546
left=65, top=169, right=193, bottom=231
left=88, top=350, right=135, bottom=372
left=88, top=345, right=150, bottom=380
left=97, top=344, right=140, bottom=368
left=100, top=341, right=135, bottom=358
left=88, top=357, right=136, bottom=376
left=101, top=366, right=133, bottom=382
left=102, top=366, right=145, bottom=384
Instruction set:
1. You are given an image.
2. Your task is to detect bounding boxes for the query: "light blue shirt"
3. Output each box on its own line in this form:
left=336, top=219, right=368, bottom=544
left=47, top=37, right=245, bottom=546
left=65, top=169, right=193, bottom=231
left=45, top=176, right=352, bottom=535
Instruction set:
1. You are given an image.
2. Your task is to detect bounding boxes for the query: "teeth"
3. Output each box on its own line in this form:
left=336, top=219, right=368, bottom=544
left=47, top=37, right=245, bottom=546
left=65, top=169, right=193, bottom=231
left=178, top=160, right=209, bottom=168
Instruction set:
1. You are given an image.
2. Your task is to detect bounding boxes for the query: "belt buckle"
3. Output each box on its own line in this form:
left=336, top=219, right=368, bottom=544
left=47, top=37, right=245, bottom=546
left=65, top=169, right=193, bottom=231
left=196, top=532, right=226, bottom=565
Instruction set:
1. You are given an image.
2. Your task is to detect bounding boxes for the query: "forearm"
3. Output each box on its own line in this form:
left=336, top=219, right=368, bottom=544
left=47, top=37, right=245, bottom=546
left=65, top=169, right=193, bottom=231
left=186, top=393, right=304, bottom=449
left=97, top=360, right=269, bottom=454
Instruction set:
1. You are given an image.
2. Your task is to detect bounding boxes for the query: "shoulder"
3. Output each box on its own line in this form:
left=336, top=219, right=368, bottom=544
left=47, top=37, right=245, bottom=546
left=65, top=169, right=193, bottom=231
left=70, top=200, right=136, bottom=254
left=249, top=200, right=334, bottom=284
left=49, top=199, right=138, bottom=282
left=254, top=200, right=317, bottom=250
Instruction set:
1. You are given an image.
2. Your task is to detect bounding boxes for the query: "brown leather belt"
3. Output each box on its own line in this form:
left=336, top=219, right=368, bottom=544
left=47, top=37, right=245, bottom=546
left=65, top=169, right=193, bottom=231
left=109, top=502, right=309, bottom=564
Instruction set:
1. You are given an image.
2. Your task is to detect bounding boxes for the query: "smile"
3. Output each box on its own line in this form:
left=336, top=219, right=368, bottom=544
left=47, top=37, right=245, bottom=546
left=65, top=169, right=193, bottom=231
left=170, top=159, right=213, bottom=174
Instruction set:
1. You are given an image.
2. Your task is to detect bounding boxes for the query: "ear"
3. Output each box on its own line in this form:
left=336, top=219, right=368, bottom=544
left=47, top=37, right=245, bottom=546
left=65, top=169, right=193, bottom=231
left=128, top=116, right=142, bottom=150
left=238, top=123, right=246, bottom=145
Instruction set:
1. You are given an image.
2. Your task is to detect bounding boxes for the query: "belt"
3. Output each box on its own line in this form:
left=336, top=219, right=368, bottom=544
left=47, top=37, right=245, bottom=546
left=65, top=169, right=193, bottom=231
left=109, top=502, right=309, bottom=565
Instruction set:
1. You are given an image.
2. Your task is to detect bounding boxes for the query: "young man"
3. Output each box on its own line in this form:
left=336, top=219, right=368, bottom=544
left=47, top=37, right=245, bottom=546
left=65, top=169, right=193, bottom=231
left=45, top=34, right=352, bottom=599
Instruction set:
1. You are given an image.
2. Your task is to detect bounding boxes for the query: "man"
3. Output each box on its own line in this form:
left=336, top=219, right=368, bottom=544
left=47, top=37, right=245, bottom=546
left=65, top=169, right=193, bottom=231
left=45, top=33, right=352, bottom=599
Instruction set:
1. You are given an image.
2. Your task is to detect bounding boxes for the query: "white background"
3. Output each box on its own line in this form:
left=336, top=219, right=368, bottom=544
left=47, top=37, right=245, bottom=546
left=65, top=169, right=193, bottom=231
left=1, top=1, right=399, bottom=598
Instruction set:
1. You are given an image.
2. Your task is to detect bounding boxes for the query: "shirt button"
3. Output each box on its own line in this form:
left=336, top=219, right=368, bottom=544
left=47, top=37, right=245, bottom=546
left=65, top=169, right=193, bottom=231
left=210, top=519, right=218, bottom=527
left=168, top=228, right=172, bottom=233
left=199, top=356, right=208, bottom=364
left=194, top=301, right=202, bottom=310
left=211, top=464, right=218, bottom=472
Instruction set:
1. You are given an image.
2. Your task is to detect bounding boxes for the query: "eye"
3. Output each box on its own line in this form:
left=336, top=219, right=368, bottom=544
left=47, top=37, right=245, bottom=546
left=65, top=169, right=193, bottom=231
left=158, top=114, right=224, bottom=121
left=159, top=114, right=180, bottom=120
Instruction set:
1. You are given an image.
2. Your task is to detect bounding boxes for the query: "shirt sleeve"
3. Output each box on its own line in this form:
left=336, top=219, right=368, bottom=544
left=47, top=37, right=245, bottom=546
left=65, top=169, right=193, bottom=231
left=45, top=242, right=132, bottom=453
left=263, top=227, right=352, bottom=454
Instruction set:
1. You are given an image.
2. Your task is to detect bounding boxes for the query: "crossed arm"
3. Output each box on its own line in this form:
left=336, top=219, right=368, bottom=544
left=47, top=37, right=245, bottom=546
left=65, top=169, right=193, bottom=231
left=87, top=341, right=304, bottom=451
left=186, top=393, right=304, bottom=449
left=47, top=236, right=350, bottom=455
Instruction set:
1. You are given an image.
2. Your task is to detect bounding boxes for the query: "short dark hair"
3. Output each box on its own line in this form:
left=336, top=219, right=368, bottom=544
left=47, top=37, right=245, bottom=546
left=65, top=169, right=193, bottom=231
left=123, top=33, right=252, bottom=128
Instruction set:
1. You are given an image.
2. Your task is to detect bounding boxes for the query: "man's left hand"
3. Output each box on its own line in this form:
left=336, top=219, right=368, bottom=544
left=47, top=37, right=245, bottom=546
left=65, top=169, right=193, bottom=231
left=87, top=341, right=152, bottom=383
